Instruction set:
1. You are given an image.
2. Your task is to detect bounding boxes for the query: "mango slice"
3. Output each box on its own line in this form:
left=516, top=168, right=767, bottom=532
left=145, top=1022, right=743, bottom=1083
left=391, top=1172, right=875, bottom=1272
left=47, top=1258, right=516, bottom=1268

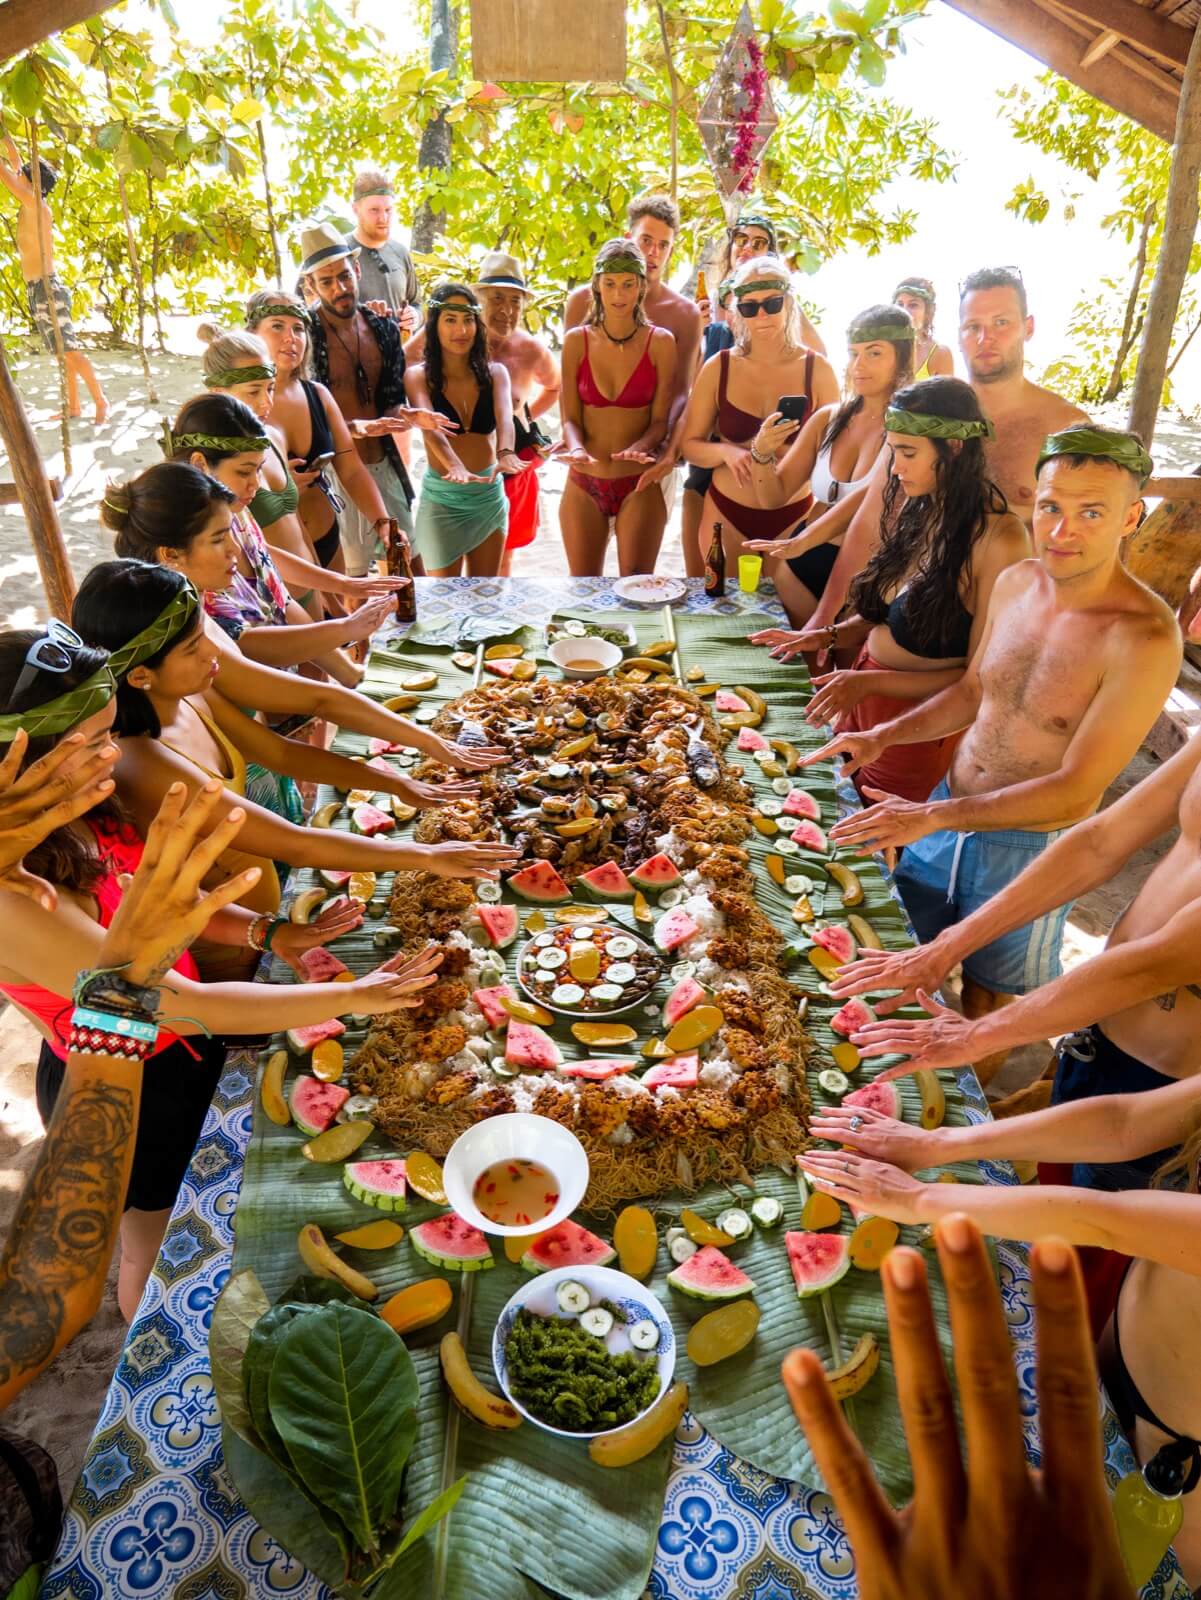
left=664, top=1004, right=723, bottom=1053
left=501, top=996, right=555, bottom=1026
left=831, top=1041, right=861, bottom=1073
left=405, top=1151, right=447, bottom=1205
left=800, top=1190, right=842, bottom=1230
left=848, top=1215, right=900, bottom=1271
left=572, top=1021, right=638, bottom=1047
left=569, top=943, right=602, bottom=982
left=302, top=1120, right=372, bottom=1163
left=687, top=1300, right=760, bottom=1367
left=260, top=1049, right=289, bottom=1126
left=334, top=1220, right=405, bottom=1250
left=680, top=1208, right=735, bottom=1247
left=765, top=854, right=787, bottom=888
left=381, top=1278, right=453, bottom=1335
left=614, top=1206, right=657, bottom=1280
left=310, top=1039, right=345, bottom=1083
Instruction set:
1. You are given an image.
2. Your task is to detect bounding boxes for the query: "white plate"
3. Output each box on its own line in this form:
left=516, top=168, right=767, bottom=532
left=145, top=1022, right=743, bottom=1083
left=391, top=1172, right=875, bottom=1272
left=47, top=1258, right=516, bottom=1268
left=614, top=575, right=688, bottom=609
left=492, top=1264, right=675, bottom=1439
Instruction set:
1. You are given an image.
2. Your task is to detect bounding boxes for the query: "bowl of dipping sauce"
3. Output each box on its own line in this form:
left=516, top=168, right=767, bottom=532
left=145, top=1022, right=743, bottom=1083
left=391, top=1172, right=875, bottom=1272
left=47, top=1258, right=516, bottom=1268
left=548, top=636, right=624, bottom=680
left=443, top=1112, right=589, bottom=1236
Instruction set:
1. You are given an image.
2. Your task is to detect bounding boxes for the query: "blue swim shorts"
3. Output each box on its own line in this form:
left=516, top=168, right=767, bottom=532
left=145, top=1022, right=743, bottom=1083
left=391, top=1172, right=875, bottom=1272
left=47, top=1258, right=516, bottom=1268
left=894, top=780, right=1071, bottom=995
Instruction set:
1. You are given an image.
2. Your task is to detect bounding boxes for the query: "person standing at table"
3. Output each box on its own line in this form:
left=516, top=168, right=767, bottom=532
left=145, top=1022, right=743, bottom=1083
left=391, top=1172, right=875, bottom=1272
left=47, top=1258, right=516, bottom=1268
left=558, top=241, right=677, bottom=575
left=472, top=253, right=560, bottom=574
left=893, top=276, right=953, bottom=381
left=300, top=223, right=416, bottom=576
left=345, top=168, right=421, bottom=333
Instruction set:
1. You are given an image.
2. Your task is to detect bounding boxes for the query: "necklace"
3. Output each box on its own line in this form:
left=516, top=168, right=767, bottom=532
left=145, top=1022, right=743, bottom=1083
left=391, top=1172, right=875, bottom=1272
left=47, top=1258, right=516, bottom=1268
left=600, top=318, right=638, bottom=346
left=324, top=310, right=373, bottom=407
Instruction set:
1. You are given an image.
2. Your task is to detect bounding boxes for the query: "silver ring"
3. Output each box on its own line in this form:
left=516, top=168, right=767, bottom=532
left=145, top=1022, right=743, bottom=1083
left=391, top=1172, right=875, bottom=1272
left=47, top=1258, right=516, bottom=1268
left=843, top=1159, right=851, bottom=1172
left=849, top=1114, right=863, bottom=1132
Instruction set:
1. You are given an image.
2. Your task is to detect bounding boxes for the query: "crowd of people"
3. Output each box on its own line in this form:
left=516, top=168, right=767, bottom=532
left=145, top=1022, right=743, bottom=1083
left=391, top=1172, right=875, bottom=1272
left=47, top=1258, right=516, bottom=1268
left=0, top=151, right=1199, bottom=1597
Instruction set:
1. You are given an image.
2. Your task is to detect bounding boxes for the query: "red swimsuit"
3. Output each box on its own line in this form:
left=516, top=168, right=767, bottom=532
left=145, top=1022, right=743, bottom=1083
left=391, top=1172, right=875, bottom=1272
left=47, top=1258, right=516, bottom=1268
left=570, top=328, right=659, bottom=517
left=707, top=349, right=815, bottom=538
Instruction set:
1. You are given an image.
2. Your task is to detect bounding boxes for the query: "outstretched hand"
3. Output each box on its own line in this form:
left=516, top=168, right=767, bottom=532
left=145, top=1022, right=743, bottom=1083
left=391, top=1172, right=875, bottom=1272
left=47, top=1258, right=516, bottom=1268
left=797, top=730, right=883, bottom=777
left=828, top=944, right=953, bottom=1016
left=782, top=1215, right=1134, bottom=1600
left=852, top=988, right=984, bottom=1078
left=0, top=728, right=118, bottom=911
left=806, top=670, right=871, bottom=725
left=828, top=787, right=938, bottom=851
left=270, top=895, right=366, bottom=977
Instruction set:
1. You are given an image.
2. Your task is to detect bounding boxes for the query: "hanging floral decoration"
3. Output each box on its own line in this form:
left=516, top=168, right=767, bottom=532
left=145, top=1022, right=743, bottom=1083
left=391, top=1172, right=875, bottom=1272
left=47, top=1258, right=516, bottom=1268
left=698, top=4, right=779, bottom=201
left=732, top=37, right=767, bottom=193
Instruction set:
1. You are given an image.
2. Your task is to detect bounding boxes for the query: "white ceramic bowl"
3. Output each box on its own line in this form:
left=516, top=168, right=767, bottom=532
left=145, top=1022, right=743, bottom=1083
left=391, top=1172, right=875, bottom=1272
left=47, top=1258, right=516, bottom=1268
left=547, top=636, right=624, bottom=679
left=492, top=1264, right=676, bottom=1439
left=442, top=1112, right=589, bottom=1237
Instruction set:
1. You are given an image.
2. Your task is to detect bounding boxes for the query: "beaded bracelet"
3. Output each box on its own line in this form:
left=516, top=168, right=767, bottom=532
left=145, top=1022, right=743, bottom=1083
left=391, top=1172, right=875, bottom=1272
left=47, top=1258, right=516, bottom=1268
left=247, top=914, right=271, bottom=952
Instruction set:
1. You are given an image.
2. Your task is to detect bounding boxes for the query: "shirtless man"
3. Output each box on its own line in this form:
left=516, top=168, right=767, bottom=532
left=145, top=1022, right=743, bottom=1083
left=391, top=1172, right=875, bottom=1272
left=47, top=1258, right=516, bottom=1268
left=300, top=222, right=414, bottom=577
left=0, top=136, right=108, bottom=423
left=472, top=253, right=560, bottom=575
left=805, top=428, right=1182, bottom=1076
left=564, top=193, right=702, bottom=559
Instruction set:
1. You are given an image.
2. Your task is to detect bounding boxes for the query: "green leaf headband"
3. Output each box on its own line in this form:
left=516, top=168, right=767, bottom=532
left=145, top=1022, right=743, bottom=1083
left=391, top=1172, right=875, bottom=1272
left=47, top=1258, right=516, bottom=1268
left=106, top=582, right=201, bottom=680
left=161, top=421, right=270, bottom=458
left=248, top=303, right=309, bottom=326
left=1036, top=426, right=1153, bottom=487
left=885, top=407, right=995, bottom=441
left=851, top=321, right=917, bottom=343
left=731, top=213, right=777, bottom=243
left=429, top=294, right=480, bottom=315
left=357, top=184, right=393, bottom=198
left=593, top=254, right=645, bottom=279
left=203, top=364, right=276, bottom=388
left=733, top=279, right=790, bottom=298
left=894, top=282, right=935, bottom=303
left=0, top=663, right=117, bottom=745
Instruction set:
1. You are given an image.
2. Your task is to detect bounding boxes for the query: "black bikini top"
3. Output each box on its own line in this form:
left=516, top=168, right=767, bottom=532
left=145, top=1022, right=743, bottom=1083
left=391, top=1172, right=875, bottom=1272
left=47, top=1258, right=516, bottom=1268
left=432, top=381, right=496, bottom=436
left=886, top=587, right=972, bottom=660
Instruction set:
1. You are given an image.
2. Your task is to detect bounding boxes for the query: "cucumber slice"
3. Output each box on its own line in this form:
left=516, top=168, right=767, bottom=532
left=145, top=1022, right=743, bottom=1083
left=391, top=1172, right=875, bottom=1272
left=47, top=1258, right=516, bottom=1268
left=667, top=1229, right=698, bottom=1264
left=336, top=1094, right=379, bottom=1123
left=491, top=1058, right=519, bottom=1080
left=659, top=887, right=686, bottom=908
left=557, top=1280, right=591, bottom=1315
left=629, top=1318, right=661, bottom=1351
left=775, top=838, right=800, bottom=855
left=784, top=874, right=814, bottom=895
left=750, top=1196, right=783, bottom=1228
left=817, top=1067, right=850, bottom=1096
left=670, top=961, right=696, bottom=982
left=373, top=927, right=402, bottom=949
left=716, top=1207, right=753, bottom=1240
left=771, top=776, right=793, bottom=796
left=476, top=882, right=502, bottom=903
left=580, top=1306, right=614, bottom=1338
left=757, top=799, right=784, bottom=817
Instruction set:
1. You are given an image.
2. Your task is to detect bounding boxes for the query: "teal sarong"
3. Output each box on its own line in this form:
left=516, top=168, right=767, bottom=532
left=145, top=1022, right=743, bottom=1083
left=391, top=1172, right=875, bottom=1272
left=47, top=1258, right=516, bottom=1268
left=414, top=469, right=508, bottom=568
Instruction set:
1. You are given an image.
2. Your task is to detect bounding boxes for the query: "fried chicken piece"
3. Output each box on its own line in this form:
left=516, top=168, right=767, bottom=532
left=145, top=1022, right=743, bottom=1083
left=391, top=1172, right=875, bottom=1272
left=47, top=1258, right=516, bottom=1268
left=696, top=854, right=752, bottom=890
left=730, top=1071, right=782, bottom=1116
left=690, top=1090, right=744, bottom=1131
left=531, top=1084, right=576, bottom=1126
left=705, top=935, right=750, bottom=970
left=623, top=1093, right=662, bottom=1138
left=576, top=1084, right=628, bottom=1139
left=412, top=1022, right=468, bottom=1064
left=725, top=1026, right=773, bottom=1071
left=709, top=889, right=757, bottom=924
left=713, top=986, right=764, bottom=1034
left=438, top=944, right=471, bottom=977
left=427, top=1070, right=476, bottom=1105
left=421, top=878, right=476, bottom=911
left=471, top=1087, right=515, bottom=1119
left=429, top=910, right=469, bottom=938
left=410, top=979, right=470, bottom=1020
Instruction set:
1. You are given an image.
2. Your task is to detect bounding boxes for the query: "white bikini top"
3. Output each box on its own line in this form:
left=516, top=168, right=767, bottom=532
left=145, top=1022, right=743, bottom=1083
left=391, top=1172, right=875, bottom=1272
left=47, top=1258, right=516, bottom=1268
left=810, top=438, right=876, bottom=506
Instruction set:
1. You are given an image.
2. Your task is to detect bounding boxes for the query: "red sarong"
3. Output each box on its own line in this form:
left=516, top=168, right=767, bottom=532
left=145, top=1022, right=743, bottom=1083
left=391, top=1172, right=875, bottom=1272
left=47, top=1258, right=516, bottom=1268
left=503, top=446, right=541, bottom=550
left=837, top=645, right=960, bottom=805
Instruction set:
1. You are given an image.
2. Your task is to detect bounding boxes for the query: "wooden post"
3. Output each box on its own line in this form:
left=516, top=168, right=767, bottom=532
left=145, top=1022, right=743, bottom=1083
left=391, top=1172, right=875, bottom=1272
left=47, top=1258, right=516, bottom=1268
left=412, top=0, right=459, bottom=254
left=1128, top=22, right=1201, bottom=446
left=27, top=122, right=72, bottom=476
left=656, top=0, right=680, bottom=203
left=0, top=336, right=76, bottom=619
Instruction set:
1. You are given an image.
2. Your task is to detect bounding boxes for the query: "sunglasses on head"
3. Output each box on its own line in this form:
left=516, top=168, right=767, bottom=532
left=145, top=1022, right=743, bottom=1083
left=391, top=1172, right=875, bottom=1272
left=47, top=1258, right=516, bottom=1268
left=8, top=620, right=84, bottom=709
left=737, top=294, right=786, bottom=318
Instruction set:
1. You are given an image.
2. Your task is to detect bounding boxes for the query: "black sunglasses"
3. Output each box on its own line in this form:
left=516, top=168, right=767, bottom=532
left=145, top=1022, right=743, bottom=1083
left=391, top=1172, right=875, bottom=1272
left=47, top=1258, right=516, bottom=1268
left=737, top=294, right=787, bottom=318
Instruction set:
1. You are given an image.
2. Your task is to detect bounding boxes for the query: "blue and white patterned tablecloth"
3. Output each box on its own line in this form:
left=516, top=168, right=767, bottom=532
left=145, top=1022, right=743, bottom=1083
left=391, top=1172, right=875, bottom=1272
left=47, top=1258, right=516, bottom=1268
left=43, top=579, right=1188, bottom=1599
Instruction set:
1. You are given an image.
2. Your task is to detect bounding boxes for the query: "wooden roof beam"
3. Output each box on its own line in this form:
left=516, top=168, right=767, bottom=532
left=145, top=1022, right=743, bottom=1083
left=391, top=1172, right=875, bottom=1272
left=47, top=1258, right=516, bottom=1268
left=0, top=0, right=112, bottom=62
left=1081, top=28, right=1121, bottom=68
left=1055, top=0, right=1192, bottom=69
left=940, top=0, right=1180, bottom=139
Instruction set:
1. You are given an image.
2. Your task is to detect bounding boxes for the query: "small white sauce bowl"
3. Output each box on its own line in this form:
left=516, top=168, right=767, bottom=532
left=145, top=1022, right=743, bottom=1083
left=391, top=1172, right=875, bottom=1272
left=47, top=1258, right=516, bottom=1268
left=547, top=636, right=624, bottom=679
left=442, top=1112, right=589, bottom=1236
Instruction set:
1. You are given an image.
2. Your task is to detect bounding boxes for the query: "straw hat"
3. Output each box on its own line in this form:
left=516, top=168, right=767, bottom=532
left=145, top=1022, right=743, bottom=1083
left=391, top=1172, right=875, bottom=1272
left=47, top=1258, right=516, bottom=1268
left=472, top=251, right=532, bottom=297
left=298, top=221, right=359, bottom=277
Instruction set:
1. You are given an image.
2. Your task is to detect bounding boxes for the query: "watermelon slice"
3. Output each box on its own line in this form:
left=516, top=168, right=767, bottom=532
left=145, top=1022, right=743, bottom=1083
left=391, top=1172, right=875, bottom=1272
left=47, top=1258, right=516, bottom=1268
left=715, top=690, right=750, bottom=714
left=286, top=1017, right=347, bottom=1053
left=344, top=1158, right=407, bottom=1212
left=781, top=789, right=821, bottom=821
left=476, top=903, right=519, bottom=949
left=629, top=853, right=682, bottom=892
left=368, top=738, right=403, bottom=756
left=289, top=1075, right=349, bottom=1137
left=473, top=984, right=517, bottom=1027
left=654, top=907, right=699, bottom=952
left=352, top=802, right=395, bottom=836
left=642, top=1051, right=699, bottom=1090
left=667, top=1245, right=755, bottom=1301
left=663, top=974, right=706, bottom=1027
left=831, top=999, right=876, bottom=1037
left=558, top=1058, right=638, bottom=1081
left=410, top=1213, right=494, bottom=1271
left=484, top=658, right=519, bottom=679
left=737, top=726, right=770, bottom=753
left=790, top=820, right=828, bottom=851
left=318, top=868, right=353, bottom=891
left=786, top=1230, right=851, bottom=1298
left=505, top=1021, right=562, bottom=1070
left=844, top=1079, right=902, bottom=1119
left=811, top=925, right=856, bottom=965
left=508, top=860, right=571, bottom=904
left=299, top=947, right=350, bottom=983
left=521, top=1218, right=615, bottom=1274
left=578, top=861, right=634, bottom=902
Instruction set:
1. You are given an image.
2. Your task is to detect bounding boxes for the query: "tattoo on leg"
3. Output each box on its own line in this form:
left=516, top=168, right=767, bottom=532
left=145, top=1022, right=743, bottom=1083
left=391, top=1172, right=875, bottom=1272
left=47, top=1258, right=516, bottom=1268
left=0, top=1077, right=135, bottom=1387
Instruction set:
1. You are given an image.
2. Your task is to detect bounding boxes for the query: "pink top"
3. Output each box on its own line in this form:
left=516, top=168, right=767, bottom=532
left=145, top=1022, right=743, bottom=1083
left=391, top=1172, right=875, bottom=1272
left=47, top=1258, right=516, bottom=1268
left=0, top=819, right=200, bottom=1060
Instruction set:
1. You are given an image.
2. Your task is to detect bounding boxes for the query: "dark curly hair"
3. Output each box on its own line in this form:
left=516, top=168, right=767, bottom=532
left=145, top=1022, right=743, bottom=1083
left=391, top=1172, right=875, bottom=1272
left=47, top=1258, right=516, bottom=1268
left=850, top=376, right=1007, bottom=658
left=423, top=283, right=492, bottom=408
left=821, top=304, right=915, bottom=456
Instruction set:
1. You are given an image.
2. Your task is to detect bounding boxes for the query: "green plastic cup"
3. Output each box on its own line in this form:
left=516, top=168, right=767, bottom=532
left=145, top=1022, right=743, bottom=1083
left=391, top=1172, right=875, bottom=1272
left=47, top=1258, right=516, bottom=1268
left=738, top=554, right=763, bottom=593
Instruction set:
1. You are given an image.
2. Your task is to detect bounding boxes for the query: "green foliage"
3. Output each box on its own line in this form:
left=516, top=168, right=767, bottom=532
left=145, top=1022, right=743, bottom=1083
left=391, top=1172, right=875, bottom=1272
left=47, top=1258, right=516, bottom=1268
left=0, top=0, right=953, bottom=344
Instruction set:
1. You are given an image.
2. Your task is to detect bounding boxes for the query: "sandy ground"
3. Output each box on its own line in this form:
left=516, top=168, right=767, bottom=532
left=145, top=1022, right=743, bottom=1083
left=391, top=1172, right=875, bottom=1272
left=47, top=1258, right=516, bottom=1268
left=0, top=341, right=1186, bottom=1501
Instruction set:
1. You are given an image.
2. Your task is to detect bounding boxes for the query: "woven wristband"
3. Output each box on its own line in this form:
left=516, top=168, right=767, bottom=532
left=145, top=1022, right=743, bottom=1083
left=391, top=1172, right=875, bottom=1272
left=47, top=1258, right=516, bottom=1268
left=72, top=1005, right=160, bottom=1043
left=69, top=1023, right=156, bottom=1061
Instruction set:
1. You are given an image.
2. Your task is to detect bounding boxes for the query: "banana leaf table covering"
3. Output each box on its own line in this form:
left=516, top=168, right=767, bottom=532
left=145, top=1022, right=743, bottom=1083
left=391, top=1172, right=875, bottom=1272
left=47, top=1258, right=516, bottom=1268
left=41, top=578, right=1187, bottom=1600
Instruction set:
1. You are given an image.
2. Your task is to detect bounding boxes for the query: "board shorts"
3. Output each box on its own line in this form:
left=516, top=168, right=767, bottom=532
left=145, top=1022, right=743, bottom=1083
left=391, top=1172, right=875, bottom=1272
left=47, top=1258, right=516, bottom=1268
left=341, top=457, right=413, bottom=576
left=1044, top=1024, right=1180, bottom=1192
left=894, top=780, right=1071, bottom=995
left=503, top=446, right=541, bottom=550
left=25, top=274, right=81, bottom=352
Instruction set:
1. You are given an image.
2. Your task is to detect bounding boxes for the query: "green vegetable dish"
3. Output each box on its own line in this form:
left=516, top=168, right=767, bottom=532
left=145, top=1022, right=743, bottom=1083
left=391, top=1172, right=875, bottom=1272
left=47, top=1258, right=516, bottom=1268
left=505, top=1309, right=661, bottom=1432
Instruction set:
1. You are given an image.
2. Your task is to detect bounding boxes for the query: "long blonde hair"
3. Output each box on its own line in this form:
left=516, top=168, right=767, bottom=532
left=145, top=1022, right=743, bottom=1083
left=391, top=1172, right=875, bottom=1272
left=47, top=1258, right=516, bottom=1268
left=587, top=239, right=649, bottom=329
left=1153, top=1107, right=1201, bottom=1193
left=729, top=254, right=803, bottom=358
left=197, top=324, right=272, bottom=388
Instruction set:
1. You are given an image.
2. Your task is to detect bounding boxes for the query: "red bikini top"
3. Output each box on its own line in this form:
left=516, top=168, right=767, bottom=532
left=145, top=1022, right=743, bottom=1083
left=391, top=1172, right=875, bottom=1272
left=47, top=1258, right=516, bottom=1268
left=576, top=328, right=657, bottom=409
left=0, top=819, right=199, bottom=1061
left=717, top=348, right=816, bottom=445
